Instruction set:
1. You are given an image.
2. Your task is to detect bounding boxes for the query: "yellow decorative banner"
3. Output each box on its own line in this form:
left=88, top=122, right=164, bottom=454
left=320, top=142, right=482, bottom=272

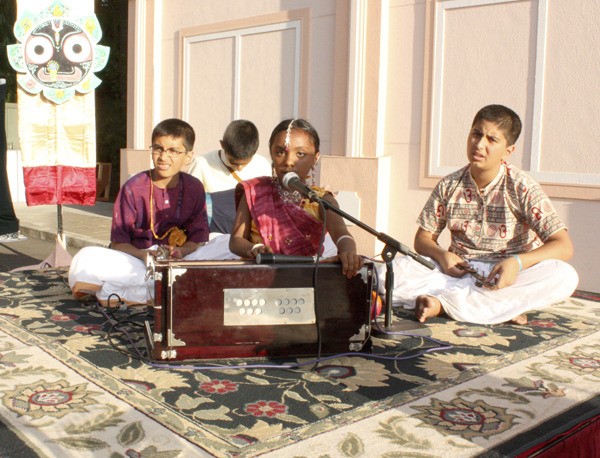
left=7, top=0, right=110, bottom=206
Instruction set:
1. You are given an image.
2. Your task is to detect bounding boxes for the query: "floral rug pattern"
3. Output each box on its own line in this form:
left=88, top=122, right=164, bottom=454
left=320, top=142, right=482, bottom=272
left=0, top=270, right=598, bottom=457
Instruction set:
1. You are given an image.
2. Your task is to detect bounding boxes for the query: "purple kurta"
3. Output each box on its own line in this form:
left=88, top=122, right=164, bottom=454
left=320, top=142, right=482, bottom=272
left=111, top=171, right=209, bottom=249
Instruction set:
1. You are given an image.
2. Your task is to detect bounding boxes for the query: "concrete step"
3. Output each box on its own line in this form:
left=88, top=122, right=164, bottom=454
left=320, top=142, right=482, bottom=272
left=13, top=201, right=113, bottom=249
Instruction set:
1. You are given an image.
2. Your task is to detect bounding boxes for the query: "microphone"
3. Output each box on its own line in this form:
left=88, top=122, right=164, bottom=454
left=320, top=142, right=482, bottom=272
left=282, top=172, right=320, bottom=202
left=256, top=253, right=317, bottom=264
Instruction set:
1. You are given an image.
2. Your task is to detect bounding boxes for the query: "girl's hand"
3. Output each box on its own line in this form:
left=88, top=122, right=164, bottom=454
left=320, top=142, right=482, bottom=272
left=247, top=243, right=273, bottom=259
left=337, top=251, right=364, bottom=278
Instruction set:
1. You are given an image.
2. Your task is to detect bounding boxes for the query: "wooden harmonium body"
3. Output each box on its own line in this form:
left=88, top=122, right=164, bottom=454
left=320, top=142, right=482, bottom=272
left=144, top=259, right=375, bottom=361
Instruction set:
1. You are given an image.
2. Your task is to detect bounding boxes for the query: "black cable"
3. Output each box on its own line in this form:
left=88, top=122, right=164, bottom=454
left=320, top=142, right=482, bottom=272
left=76, top=286, right=452, bottom=371
left=309, top=201, right=328, bottom=370
left=94, top=297, right=151, bottom=360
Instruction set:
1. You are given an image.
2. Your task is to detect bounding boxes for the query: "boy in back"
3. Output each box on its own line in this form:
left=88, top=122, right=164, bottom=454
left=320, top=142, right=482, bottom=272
left=381, top=104, right=578, bottom=325
left=187, top=119, right=271, bottom=193
left=187, top=119, right=271, bottom=233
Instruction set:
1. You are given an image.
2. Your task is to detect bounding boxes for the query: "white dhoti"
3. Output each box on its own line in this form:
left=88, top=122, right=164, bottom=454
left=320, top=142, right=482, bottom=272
left=69, top=233, right=338, bottom=306
left=68, top=234, right=239, bottom=306
left=68, top=246, right=156, bottom=306
left=377, top=256, right=579, bottom=325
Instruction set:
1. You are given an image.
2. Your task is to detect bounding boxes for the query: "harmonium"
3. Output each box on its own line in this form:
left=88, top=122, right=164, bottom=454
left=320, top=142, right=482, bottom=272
left=144, top=257, right=376, bottom=361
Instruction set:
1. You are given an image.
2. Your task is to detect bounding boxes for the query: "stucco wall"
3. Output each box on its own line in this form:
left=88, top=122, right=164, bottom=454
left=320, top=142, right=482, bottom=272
left=133, top=0, right=340, bottom=157
left=384, top=0, right=600, bottom=291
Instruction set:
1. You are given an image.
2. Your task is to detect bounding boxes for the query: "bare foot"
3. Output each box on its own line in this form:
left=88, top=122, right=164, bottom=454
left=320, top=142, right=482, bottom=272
left=510, top=314, right=528, bottom=325
left=415, top=295, right=443, bottom=323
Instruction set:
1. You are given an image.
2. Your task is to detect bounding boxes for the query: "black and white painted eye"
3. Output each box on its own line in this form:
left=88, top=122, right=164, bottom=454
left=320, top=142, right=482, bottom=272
left=24, top=35, right=54, bottom=65
left=62, top=33, right=92, bottom=63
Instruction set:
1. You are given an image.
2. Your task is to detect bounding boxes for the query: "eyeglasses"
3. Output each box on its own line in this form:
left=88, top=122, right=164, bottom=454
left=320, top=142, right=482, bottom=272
left=150, top=145, right=187, bottom=158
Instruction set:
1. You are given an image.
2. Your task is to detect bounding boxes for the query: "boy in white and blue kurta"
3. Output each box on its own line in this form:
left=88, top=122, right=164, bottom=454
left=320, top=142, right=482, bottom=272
left=380, top=105, right=578, bottom=325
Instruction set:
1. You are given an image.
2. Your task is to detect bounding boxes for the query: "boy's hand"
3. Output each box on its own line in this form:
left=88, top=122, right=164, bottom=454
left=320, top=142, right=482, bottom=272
left=439, top=252, right=470, bottom=277
left=163, top=241, right=203, bottom=260
left=487, top=257, right=520, bottom=289
left=154, top=245, right=169, bottom=260
left=164, top=245, right=184, bottom=259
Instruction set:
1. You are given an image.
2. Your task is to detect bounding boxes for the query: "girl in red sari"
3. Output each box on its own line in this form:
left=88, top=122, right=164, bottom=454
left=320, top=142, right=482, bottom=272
left=230, top=118, right=363, bottom=278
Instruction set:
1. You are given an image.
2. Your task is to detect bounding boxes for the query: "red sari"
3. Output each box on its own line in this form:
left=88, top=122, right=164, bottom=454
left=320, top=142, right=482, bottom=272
left=235, top=177, right=327, bottom=256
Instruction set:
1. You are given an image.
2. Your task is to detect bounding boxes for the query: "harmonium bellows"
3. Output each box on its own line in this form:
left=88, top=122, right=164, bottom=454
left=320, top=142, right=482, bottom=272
left=144, top=259, right=376, bottom=361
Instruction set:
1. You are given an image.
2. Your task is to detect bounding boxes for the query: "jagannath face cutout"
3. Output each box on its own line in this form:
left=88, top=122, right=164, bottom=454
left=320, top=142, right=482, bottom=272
left=7, top=1, right=109, bottom=104
left=25, top=19, right=93, bottom=88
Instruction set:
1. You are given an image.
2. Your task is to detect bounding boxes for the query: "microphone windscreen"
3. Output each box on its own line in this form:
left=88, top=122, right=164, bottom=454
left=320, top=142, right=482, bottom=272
left=256, top=253, right=316, bottom=264
left=282, top=172, right=300, bottom=190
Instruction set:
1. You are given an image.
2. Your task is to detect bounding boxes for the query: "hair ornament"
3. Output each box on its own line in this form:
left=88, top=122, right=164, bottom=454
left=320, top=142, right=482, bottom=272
left=284, top=118, right=297, bottom=151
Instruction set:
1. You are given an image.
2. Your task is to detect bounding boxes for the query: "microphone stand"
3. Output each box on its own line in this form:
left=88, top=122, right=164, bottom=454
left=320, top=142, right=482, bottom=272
left=312, top=194, right=435, bottom=338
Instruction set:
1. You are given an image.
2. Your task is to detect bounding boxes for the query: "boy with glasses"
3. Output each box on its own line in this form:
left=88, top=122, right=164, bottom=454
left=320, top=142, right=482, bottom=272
left=68, top=118, right=209, bottom=307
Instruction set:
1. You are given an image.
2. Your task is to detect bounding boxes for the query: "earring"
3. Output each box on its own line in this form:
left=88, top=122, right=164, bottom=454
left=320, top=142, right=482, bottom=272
left=306, top=164, right=317, bottom=187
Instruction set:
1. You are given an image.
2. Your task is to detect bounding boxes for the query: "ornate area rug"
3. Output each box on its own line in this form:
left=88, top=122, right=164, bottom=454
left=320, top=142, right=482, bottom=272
left=0, top=270, right=598, bottom=457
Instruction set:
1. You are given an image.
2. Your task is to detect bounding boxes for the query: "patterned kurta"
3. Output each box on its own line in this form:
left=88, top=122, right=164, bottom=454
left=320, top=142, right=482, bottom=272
left=417, top=162, right=565, bottom=260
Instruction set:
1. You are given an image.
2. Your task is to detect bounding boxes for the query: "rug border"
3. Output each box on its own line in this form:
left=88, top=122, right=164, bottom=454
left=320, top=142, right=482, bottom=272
left=0, top=410, right=47, bottom=457
left=480, top=395, right=600, bottom=457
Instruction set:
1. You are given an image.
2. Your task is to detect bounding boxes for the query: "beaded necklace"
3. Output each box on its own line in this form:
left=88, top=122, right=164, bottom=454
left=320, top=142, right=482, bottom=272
left=273, top=179, right=303, bottom=206
left=149, top=171, right=187, bottom=247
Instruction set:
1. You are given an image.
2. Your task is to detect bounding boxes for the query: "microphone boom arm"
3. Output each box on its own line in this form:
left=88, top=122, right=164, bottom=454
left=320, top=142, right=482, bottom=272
left=315, top=194, right=435, bottom=329
left=316, top=197, right=434, bottom=268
